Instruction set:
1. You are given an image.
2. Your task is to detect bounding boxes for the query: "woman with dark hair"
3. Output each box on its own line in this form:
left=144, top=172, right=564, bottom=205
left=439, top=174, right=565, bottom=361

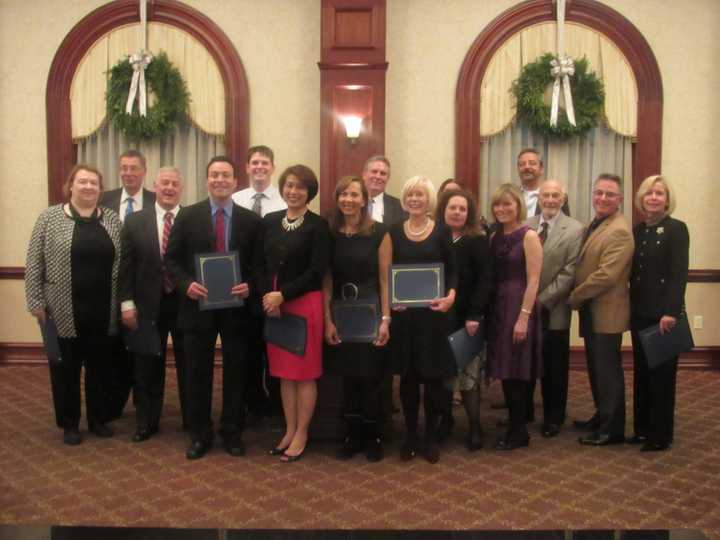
left=438, top=178, right=465, bottom=193
left=324, top=176, right=392, bottom=462
left=25, top=164, right=122, bottom=445
left=258, top=164, right=331, bottom=462
left=629, top=175, right=689, bottom=452
left=435, top=188, right=493, bottom=450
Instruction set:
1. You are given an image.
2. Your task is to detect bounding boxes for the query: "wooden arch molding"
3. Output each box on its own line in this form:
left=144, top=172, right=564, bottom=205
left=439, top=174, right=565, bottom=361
left=455, top=0, right=663, bottom=222
left=45, top=0, right=249, bottom=204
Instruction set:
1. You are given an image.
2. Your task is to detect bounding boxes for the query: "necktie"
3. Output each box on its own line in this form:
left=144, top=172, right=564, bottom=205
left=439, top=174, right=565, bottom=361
left=215, top=208, right=226, bottom=252
left=161, top=212, right=174, bottom=293
left=539, top=222, right=549, bottom=245
left=252, top=193, right=263, bottom=216
left=125, top=197, right=135, bottom=221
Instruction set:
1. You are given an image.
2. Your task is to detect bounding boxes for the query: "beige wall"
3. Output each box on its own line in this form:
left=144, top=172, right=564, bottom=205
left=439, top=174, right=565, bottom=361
left=1, top=0, right=718, bottom=345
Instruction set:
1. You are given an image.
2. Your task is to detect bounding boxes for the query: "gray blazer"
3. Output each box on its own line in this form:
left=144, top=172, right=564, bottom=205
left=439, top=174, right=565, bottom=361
left=526, top=212, right=584, bottom=330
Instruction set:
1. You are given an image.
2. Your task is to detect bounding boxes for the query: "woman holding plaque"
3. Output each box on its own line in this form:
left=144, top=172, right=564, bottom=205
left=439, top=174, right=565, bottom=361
left=487, top=183, right=543, bottom=451
left=324, top=176, right=392, bottom=462
left=390, top=176, right=457, bottom=464
left=436, top=188, right=493, bottom=450
left=629, top=175, right=689, bottom=452
left=25, top=164, right=122, bottom=445
left=258, top=164, right=331, bottom=462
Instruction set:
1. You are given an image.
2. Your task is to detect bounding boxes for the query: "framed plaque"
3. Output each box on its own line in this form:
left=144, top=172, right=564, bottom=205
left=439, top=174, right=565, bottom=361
left=264, top=313, right=307, bottom=356
left=331, top=299, right=380, bottom=343
left=123, top=319, right=162, bottom=356
left=638, top=314, right=694, bottom=369
left=389, top=263, right=444, bottom=308
left=448, top=326, right=485, bottom=371
left=194, top=251, right=242, bottom=310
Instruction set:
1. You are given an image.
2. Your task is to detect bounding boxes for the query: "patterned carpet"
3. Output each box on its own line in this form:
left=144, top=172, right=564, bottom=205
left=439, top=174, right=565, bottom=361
left=1, top=365, right=719, bottom=538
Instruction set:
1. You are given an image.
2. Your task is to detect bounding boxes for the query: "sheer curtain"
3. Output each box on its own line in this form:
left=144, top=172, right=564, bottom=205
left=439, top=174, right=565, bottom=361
left=77, top=122, right=225, bottom=205
left=479, top=124, right=633, bottom=224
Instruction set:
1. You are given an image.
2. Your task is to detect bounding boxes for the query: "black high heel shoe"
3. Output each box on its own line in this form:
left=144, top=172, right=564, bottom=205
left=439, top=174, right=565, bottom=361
left=281, top=447, right=306, bottom=462
left=269, top=445, right=289, bottom=456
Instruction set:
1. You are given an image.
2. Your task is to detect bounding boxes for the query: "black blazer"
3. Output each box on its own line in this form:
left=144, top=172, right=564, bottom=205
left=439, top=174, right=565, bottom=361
left=630, top=215, right=689, bottom=321
left=101, top=187, right=156, bottom=214
left=165, top=199, right=262, bottom=330
left=382, top=193, right=407, bottom=226
left=450, top=233, right=493, bottom=330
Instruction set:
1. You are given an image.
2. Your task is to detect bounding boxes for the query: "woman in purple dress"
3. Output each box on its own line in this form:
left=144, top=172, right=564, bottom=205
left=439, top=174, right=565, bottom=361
left=487, top=183, right=543, bottom=450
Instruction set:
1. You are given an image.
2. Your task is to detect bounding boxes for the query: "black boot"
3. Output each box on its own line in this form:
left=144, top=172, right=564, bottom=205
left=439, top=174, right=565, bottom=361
left=336, top=416, right=362, bottom=460
left=424, top=413, right=440, bottom=464
left=364, top=420, right=383, bottom=462
left=461, top=389, right=483, bottom=451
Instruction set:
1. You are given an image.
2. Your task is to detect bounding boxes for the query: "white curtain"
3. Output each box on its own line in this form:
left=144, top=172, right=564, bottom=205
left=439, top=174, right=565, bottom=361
left=77, top=122, right=225, bottom=205
left=479, top=124, right=633, bottom=224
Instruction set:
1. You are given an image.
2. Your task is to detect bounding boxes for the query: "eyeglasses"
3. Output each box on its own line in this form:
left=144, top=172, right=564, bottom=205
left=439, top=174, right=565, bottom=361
left=592, top=190, right=621, bottom=199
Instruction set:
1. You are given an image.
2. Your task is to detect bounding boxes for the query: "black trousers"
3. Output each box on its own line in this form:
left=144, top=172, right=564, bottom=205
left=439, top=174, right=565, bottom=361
left=541, top=327, right=571, bottom=425
left=133, top=292, right=187, bottom=432
left=53, top=336, right=112, bottom=430
left=106, top=338, right=134, bottom=419
left=502, top=379, right=530, bottom=438
left=399, top=376, right=450, bottom=438
left=584, top=331, right=625, bottom=437
left=631, top=317, right=678, bottom=445
left=245, top=315, right=281, bottom=416
left=183, top=312, right=249, bottom=443
left=342, top=375, right=382, bottom=422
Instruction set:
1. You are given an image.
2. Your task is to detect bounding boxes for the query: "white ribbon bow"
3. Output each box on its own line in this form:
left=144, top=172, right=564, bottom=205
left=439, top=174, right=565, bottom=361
left=125, top=51, right=153, bottom=116
left=550, top=55, right=576, bottom=127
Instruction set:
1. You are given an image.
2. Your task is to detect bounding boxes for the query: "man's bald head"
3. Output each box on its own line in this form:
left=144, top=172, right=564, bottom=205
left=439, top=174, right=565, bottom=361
left=538, top=179, right=566, bottom=219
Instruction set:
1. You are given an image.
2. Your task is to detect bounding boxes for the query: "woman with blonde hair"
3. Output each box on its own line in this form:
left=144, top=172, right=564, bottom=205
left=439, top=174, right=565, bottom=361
left=389, top=176, right=457, bottom=463
left=628, top=175, right=689, bottom=452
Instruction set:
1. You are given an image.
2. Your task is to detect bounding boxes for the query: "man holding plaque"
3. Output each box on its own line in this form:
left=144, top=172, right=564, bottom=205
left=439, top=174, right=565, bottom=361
left=119, top=167, right=188, bottom=442
left=166, top=156, right=262, bottom=460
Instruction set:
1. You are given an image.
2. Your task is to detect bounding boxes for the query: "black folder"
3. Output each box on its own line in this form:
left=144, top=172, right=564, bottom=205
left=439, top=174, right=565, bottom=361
left=389, top=263, right=444, bottom=308
left=39, top=318, right=61, bottom=363
left=194, top=251, right=242, bottom=310
left=123, top=319, right=162, bottom=356
left=331, top=299, right=380, bottom=343
left=447, top=326, right=485, bottom=371
left=264, top=313, right=307, bottom=356
left=638, top=315, right=694, bottom=369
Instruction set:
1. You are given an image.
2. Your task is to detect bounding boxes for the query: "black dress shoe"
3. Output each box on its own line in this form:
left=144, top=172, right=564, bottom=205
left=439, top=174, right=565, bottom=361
left=132, top=429, right=152, bottom=443
left=424, top=438, right=440, bottom=464
left=90, top=423, right=114, bottom=438
left=466, top=425, right=484, bottom=452
left=541, top=423, right=561, bottom=438
left=495, top=433, right=530, bottom=451
left=365, top=437, right=384, bottom=462
left=223, top=438, right=246, bottom=457
left=573, top=417, right=600, bottom=432
left=578, top=432, right=625, bottom=446
left=641, top=441, right=671, bottom=452
left=626, top=434, right=648, bottom=445
left=63, top=428, right=82, bottom=446
left=490, top=400, right=508, bottom=410
left=186, top=439, right=211, bottom=460
left=400, top=437, right=418, bottom=461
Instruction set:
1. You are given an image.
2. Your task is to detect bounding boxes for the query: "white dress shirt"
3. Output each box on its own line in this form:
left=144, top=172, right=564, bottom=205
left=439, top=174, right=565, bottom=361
left=232, top=184, right=287, bottom=217
left=119, top=187, right=145, bottom=223
left=538, top=210, right=561, bottom=236
left=522, top=187, right=539, bottom=217
left=369, top=192, right=385, bottom=222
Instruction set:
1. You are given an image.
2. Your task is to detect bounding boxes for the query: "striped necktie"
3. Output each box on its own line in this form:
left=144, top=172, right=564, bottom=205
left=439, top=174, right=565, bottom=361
left=161, top=212, right=174, bottom=293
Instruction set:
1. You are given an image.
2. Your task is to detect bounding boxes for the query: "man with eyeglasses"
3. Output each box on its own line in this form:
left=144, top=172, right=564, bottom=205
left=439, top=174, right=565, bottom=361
left=569, top=173, right=634, bottom=446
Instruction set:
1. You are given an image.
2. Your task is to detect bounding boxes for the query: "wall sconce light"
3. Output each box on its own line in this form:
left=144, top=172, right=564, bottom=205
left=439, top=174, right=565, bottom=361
left=341, top=115, right=363, bottom=144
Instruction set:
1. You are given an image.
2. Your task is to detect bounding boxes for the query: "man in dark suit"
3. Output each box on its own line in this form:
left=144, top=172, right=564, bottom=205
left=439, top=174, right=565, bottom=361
left=362, top=155, right=405, bottom=225
left=101, top=149, right=156, bottom=421
left=165, top=156, right=262, bottom=460
left=119, top=166, right=188, bottom=442
left=526, top=180, right=584, bottom=437
left=569, top=173, right=634, bottom=446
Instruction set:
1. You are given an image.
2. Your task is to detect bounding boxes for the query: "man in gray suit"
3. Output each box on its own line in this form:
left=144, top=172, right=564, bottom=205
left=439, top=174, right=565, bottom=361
left=526, top=179, right=584, bottom=437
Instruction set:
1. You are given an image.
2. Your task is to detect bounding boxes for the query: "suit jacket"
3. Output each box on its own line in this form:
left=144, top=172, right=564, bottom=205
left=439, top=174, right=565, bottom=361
left=101, top=187, right=156, bottom=214
left=382, top=193, right=406, bottom=225
left=569, top=211, right=634, bottom=334
left=630, top=215, right=689, bottom=321
left=526, top=212, right=584, bottom=330
left=119, top=206, right=170, bottom=320
left=165, top=199, right=262, bottom=330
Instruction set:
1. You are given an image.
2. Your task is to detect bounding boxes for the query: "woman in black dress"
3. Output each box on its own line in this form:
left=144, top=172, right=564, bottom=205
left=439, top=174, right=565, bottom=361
left=25, top=164, right=122, bottom=445
left=324, top=176, right=392, bottom=462
left=436, top=188, right=493, bottom=450
left=258, top=165, right=331, bottom=462
left=629, top=175, right=689, bottom=452
left=390, top=176, right=457, bottom=464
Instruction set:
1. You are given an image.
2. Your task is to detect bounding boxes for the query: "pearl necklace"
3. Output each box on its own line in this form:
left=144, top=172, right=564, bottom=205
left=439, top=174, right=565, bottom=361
left=406, top=218, right=432, bottom=237
left=281, top=212, right=305, bottom=232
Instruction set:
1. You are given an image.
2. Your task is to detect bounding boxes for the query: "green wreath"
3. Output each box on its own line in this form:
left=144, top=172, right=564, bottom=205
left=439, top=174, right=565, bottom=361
left=511, top=52, right=605, bottom=139
left=106, top=51, right=190, bottom=141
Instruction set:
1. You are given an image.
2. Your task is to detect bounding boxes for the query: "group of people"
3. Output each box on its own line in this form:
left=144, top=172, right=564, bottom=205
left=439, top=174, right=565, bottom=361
left=24, top=145, right=689, bottom=464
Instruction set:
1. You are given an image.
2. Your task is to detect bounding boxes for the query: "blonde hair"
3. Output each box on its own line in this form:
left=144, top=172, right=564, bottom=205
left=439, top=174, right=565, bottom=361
left=490, top=183, right=526, bottom=223
left=635, top=175, right=676, bottom=215
left=400, top=176, right=437, bottom=215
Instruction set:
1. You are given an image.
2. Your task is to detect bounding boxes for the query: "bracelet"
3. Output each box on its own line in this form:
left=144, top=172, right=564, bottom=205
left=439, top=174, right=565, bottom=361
left=381, top=316, right=392, bottom=323
left=520, top=308, right=532, bottom=315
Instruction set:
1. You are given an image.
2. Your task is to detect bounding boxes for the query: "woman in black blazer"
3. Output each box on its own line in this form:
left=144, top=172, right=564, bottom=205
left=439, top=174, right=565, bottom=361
left=629, top=175, right=689, bottom=452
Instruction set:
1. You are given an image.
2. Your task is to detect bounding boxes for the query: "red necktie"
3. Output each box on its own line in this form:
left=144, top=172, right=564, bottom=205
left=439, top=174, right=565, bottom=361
left=215, top=208, right=226, bottom=252
left=161, top=212, right=174, bottom=293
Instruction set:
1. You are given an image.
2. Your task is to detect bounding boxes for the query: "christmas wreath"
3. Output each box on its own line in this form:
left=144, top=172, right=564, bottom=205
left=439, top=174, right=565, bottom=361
left=511, top=52, right=605, bottom=139
left=106, top=51, right=189, bottom=141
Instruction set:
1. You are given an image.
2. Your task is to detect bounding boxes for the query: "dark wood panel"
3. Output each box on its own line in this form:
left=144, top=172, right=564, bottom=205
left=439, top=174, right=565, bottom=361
left=0, top=267, right=24, bottom=280
left=45, top=0, right=250, bottom=206
left=334, top=9, right=374, bottom=47
left=688, top=270, right=720, bottom=283
left=455, top=0, right=663, bottom=222
left=322, top=0, right=385, bottom=64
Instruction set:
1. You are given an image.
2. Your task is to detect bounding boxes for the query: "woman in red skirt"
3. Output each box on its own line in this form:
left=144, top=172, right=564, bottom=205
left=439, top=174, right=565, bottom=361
left=258, top=165, right=330, bottom=462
